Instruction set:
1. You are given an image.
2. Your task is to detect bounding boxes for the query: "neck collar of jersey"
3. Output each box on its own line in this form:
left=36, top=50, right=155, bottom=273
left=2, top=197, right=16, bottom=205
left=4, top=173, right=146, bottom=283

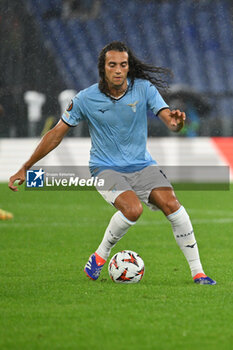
left=107, top=78, right=130, bottom=101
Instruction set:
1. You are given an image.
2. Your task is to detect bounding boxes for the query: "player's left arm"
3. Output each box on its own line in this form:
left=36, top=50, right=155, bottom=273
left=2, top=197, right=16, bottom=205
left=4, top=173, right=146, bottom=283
left=158, top=108, right=186, bottom=132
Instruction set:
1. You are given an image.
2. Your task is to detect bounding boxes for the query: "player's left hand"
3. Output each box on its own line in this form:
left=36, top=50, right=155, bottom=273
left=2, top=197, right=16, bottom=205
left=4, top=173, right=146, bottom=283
left=170, top=109, right=186, bottom=131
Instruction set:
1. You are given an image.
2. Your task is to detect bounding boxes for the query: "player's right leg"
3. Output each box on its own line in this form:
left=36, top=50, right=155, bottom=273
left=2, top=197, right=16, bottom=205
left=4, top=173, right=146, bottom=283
left=84, top=170, right=142, bottom=280
left=84, top=191, right=142, bottom=280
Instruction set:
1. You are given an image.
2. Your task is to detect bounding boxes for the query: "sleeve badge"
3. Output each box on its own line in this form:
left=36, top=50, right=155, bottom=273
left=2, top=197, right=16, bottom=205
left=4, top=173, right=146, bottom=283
left=66, top=100, right=73, bottom=111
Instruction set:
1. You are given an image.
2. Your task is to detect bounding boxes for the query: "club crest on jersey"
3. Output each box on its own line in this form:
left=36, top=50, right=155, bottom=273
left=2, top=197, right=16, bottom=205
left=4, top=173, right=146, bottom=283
left=127, top=101, right=139, bottom=112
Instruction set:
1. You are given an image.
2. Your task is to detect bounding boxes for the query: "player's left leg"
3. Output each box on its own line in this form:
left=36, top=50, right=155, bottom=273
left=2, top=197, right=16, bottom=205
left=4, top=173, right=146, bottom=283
left=149, top=188, right=216, bottom=285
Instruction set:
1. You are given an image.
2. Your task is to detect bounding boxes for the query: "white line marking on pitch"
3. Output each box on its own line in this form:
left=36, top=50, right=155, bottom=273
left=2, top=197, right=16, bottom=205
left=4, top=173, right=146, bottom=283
left=1, top=217, right=233, bottom=228
left=187, top=208, right=233, bottom=217
left=138, top=218, right=233, bottom=225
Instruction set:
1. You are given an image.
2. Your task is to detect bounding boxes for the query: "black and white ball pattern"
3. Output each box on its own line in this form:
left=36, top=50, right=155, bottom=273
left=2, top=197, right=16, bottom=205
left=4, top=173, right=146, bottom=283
left=108, top=250, right=145, bottom=284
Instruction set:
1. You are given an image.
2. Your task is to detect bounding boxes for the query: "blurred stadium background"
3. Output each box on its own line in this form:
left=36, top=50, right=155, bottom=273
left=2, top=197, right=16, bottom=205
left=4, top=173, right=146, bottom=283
left=0, top=0, right=233, bottom=180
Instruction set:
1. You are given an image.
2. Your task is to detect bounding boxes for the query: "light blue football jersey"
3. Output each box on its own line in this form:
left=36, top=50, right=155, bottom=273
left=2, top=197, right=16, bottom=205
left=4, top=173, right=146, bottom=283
left=62, top=79, right=169, bottom=175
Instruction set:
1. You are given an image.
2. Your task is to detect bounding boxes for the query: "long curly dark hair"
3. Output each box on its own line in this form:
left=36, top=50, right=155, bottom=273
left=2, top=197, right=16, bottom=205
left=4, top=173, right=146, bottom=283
left=98, top=41, right=172, bottom=95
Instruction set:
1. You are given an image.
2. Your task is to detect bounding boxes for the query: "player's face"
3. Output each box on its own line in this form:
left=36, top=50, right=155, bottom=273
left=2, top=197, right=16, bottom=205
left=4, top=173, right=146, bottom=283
left=104, top=50, right=129, bottom=90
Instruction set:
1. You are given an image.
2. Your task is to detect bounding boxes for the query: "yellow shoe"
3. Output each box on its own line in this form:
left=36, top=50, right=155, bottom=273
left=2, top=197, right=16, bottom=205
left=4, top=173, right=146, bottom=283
left=0, top=209, right=13, bottom=220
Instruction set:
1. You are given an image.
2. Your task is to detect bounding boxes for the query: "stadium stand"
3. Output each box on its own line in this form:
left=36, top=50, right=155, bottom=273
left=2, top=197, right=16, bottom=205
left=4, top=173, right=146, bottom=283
left=1, top=0, right=232, bottom=136
left=25, top=0, right=233, bottom=123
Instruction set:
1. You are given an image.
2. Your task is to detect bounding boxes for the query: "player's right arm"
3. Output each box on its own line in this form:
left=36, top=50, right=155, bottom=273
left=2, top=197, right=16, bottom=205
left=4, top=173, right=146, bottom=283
left=8, top=120, right=70, bottom=192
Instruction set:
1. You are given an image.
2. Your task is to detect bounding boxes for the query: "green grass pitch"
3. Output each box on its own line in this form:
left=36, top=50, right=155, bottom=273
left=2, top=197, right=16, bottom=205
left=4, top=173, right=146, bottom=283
left=0, top=183, right=232, bottom=350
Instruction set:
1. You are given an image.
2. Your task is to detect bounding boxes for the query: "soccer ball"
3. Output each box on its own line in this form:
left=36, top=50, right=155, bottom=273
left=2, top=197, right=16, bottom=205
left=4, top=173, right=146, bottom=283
left=108, top=250, right=145, bottom=284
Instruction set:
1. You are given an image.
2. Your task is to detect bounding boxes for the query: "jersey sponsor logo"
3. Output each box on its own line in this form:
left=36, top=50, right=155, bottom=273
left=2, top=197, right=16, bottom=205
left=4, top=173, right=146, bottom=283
left=98, top=108, right=109, bottom=114
left=66, top=100, right=73, bottom=111
left=127, top=101, right=139, bottom=112
left=26, top=169, right=45, bottom=187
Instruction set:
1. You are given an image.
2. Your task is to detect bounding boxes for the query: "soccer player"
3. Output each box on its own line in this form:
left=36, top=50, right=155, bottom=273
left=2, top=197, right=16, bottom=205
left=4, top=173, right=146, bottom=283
left=8, top=42, right=216, bottom=285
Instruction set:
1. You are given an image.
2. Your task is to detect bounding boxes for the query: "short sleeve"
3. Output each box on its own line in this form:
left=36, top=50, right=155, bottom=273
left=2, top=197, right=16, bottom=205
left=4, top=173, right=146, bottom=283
left=146, top=82, right=169, bottom=116
left=61, top=93, right=85, bottom=127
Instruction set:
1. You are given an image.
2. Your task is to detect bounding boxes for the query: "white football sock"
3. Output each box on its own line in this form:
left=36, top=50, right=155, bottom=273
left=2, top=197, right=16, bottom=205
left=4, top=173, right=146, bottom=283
left=167, top=206, right=204, bottom=278
left=96, top=211, right=136, bottom=261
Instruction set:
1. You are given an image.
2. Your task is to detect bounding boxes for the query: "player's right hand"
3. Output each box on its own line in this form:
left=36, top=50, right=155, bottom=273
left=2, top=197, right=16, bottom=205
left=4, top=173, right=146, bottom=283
left=8, top=167, right=26, bottom=192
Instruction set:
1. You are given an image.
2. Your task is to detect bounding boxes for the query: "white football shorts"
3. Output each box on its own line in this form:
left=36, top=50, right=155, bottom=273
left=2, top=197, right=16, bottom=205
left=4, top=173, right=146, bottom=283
left=95, top=165, right=172, bottom=211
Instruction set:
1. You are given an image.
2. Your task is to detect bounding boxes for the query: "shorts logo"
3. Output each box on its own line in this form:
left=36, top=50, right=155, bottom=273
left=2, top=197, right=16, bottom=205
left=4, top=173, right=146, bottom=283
left=127, top=101, right=139, bottom=112
left=109, top=185, right=117, bottom=193
left=26, top=169, right=45, bottom=188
